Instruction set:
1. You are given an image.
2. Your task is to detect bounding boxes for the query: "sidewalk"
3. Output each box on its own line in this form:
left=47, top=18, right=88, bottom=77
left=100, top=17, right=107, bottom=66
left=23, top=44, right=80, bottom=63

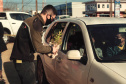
left=1, top=43, right=20, bottom=84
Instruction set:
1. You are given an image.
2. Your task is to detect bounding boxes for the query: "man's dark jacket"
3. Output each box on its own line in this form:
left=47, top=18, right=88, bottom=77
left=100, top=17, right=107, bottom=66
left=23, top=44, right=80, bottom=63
left=10, top=14, right=52, bottom=62
left=0, top=22, right=7, bottom=53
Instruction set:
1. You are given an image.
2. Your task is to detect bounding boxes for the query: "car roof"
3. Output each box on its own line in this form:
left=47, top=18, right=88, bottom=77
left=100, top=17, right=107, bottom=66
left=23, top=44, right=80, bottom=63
left=0, top=11, right=29, bottom=14
left=56, top=15, right=70, bottom=16
left=55, top=17, right=126, bottom=25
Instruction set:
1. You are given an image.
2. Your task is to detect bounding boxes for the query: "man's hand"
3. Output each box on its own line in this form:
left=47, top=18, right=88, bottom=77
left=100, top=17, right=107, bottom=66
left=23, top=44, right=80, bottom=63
left=52, top=46, right=58, bottom=55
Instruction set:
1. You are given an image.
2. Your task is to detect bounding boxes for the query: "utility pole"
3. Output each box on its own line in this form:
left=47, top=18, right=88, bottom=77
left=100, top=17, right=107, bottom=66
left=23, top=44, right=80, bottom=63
left=22, top=0, right=23, bottom=12
left=36, top=0, right=38, bottom=14
left=42, top=0, right=44, bottom=8
left=66, top=0, right=67, bottom=15
left=16, top=4, right=17, bottom=11
left=110, top=0, right=112, bottom=17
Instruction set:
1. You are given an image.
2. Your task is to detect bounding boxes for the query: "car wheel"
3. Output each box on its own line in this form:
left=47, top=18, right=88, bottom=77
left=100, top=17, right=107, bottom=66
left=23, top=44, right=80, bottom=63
left=3, top=31, right=9, bottom=44
left=37, top=56, right=49, bottom=84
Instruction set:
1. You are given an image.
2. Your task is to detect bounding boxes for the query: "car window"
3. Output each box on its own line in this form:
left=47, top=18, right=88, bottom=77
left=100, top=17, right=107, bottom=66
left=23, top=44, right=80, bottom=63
left=62, top=23, right=86, bottom=56
left=22, top=14, right=32, bottom=20
left=87, top=24, right=126, bottom=62
left=10, top=13, right=31, bottom=21
left=0, top=13, right=7, bottom=19
left=10, top=13, right=23, bottom=20
left=46, top=22, right=67, bottom=43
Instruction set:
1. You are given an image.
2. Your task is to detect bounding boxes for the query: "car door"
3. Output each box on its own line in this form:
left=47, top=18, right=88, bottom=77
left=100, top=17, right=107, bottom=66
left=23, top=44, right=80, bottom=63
left=43, top=22, right=68, bottom=84
left=54, top=22, right=90, bottom=84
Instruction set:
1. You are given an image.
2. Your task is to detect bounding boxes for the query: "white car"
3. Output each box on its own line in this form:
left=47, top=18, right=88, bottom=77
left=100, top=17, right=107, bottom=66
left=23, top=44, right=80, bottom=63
left=0, top=11, right=31, bottom=43
left=37, top=17, right=126, bottom=84
left=55, top=15, right=70, bottom=19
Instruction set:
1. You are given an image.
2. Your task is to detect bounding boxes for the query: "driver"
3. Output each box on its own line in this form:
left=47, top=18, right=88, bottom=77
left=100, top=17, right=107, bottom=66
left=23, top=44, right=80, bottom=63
left=107, top=33, right=126, bottom=57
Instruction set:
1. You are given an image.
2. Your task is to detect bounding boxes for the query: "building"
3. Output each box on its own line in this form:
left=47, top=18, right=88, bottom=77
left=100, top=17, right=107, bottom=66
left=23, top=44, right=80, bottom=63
left=55, top=2, right=85, bottom=17
left=0, top=0, right=3, bottom=12
left=85, top=0, right=126, bottom=17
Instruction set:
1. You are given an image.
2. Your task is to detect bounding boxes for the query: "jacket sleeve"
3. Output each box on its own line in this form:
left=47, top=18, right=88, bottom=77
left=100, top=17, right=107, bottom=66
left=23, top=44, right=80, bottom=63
left=0, top=22, right=4, bottom=37
left=30, top=19, right=53, bottom=54
left=106, top=47, right=113, bottom=57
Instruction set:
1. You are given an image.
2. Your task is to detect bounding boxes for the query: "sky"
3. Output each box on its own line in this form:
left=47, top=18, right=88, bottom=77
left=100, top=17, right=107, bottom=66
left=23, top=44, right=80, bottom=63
left=3, top=0, right=93, bottom=11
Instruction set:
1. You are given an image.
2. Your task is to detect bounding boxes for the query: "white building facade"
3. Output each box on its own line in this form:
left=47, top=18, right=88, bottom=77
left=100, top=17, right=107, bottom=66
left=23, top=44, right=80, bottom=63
left=55, top=2, right=85, bottom=18
left=85, top=0, right=126, bottom=17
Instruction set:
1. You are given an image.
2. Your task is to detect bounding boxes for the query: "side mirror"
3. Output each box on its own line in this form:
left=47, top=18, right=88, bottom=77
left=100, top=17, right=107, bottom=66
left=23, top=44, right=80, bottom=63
left=67, top=50, right=82, bottom=60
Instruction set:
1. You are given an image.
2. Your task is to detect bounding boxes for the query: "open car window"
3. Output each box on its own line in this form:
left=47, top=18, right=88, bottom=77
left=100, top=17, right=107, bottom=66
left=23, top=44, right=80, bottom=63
left=46, top=22, right=67, bottom=44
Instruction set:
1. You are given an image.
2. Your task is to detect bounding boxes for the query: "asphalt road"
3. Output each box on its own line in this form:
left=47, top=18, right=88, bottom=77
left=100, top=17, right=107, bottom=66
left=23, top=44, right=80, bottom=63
left=1, top=43, right=37, bottom=84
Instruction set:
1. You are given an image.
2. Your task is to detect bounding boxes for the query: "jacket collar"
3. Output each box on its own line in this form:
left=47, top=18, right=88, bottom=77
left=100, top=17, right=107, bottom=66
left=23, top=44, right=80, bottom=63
left=36, top=13, right=44, bottom=25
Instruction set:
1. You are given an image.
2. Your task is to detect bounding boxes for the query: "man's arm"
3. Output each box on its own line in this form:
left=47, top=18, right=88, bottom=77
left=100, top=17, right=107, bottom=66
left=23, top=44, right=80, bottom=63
left=30, top=18, right=57, bottom=54
left=106, top=47, right=113, bottom=57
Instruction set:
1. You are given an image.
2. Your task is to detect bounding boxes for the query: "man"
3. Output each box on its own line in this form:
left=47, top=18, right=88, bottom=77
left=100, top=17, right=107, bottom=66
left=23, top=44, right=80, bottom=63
left=0, top=22, right=7, bottom=82
left=10, top=5, right=57, bottom=84
left=107, top=33, right=125, bottom=57
left=92, top=36, right=103, bottom=58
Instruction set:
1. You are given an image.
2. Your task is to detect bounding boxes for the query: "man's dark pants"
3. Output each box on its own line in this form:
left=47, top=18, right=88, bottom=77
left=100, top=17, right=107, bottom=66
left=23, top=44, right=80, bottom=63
left=13, top=61, right=36, bottom=84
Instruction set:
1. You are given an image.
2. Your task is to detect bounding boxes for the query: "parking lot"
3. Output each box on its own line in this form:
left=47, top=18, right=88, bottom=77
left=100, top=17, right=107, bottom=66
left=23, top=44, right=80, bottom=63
left=1, top=43, right=37, bottom=84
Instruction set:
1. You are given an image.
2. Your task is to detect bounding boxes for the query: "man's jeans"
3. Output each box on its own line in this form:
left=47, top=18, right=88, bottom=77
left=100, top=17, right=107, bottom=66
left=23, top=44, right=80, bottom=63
left=14, top=62, right=36, bottom=84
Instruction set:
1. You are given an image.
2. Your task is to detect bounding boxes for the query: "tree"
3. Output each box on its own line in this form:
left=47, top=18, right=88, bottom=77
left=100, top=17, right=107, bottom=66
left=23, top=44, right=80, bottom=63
left=3, top=2, right=17, bottom=11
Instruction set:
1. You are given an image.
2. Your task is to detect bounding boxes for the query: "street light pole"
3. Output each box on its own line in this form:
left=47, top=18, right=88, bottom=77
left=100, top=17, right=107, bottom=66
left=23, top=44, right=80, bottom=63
left=110, top=0, right=112, bottom=17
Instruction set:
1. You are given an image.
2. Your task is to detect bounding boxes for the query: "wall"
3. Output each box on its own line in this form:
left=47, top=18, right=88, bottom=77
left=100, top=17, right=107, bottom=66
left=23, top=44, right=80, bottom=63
left=97, top=3, right=115, bottom=11
left=0, top=0, right=3, bottom=12
left=72, top=2, right=85, bottom=17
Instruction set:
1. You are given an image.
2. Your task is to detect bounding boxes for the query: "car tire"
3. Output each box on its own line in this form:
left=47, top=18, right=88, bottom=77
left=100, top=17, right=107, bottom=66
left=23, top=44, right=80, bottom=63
left=37, top=56, right=49, bottom=84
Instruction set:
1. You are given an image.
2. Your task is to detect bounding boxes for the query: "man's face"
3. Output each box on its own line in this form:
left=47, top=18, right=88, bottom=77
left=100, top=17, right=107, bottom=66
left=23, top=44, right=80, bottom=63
left=47, top=14, right=56, bottom=21
left=45, top=14, right=56, bottom=25
left=115, top=34, right=125, bottom=45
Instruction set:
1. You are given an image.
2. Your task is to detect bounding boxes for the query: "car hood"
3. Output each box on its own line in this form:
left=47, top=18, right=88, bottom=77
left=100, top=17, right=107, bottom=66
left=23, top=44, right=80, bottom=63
left=102, top=62, right=126, bottom=79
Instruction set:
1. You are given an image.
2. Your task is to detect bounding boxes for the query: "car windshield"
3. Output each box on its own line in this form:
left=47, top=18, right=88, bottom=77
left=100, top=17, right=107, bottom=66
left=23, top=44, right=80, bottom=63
left=87, top=24, right=126, bottom=62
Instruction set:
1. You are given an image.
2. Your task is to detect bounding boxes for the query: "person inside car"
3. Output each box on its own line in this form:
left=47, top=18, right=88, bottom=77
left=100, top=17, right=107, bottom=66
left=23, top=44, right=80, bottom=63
left=107, top=33, right=126, bottom=57
left=92, top=36, right=103, bottom=58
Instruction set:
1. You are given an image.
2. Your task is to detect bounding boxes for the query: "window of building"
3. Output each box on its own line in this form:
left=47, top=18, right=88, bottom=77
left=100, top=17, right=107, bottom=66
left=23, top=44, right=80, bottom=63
left=102, top=4, right=105, bottom=8
left=95, top=4, right=96, bottom=8
left=87, top=5, right=90, bottom=11
left=98, top=4, right=100, bottom=8
left=107, top=4, right=109, bottom=8
left=91, top=5, right=92, bottom=9
left=82, top=11, right=85, bottom=14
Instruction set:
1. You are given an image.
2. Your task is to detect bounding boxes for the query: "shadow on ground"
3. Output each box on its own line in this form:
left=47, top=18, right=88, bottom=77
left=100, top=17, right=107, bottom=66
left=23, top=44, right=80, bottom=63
left=3, top=60, right=37, bottom=84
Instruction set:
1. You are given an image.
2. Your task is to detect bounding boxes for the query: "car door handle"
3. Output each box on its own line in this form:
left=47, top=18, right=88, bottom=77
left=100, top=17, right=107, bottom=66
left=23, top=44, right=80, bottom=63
left=56, top=57, right=62, bottom=63
left=12, top=23, right=16, bottom=24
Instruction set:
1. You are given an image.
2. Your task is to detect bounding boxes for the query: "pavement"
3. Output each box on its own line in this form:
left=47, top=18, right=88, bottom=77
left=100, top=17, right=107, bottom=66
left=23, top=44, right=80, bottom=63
left=1, top=43, right=37, bottom=84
